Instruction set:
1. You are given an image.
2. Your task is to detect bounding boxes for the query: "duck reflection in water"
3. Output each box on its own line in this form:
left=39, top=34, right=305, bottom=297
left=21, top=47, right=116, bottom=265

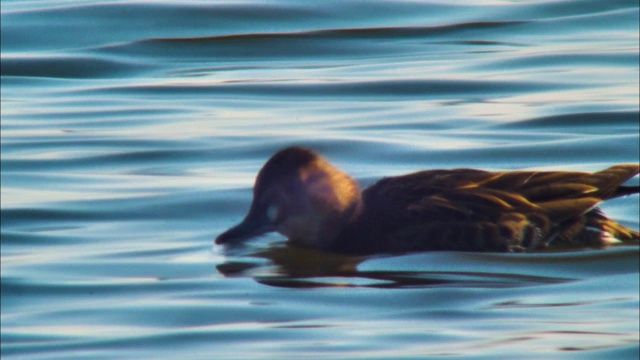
left=214, top=243, right=581, bottom=289
left=216, top=147, right=639, bottom=256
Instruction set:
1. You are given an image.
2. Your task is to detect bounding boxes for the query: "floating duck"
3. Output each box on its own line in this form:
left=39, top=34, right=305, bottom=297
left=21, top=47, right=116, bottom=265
left=216, top=147, right=639, bottom=254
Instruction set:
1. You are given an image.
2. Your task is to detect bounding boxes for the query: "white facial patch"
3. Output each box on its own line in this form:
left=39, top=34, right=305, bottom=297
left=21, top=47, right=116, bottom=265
left=266, top=204, right=279, bottom=222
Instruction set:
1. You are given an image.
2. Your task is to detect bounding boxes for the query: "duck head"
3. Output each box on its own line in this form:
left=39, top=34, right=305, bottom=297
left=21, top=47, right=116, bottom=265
left=215, top=147, right=362, bottom=249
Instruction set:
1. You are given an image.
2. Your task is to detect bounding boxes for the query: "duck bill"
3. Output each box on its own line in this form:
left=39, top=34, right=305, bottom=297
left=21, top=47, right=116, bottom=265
left=215, top=209, right=275, bottom=245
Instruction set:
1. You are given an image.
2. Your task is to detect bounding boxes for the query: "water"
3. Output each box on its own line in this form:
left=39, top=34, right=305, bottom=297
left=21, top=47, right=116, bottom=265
left=1, top=0, right=639, bottom=359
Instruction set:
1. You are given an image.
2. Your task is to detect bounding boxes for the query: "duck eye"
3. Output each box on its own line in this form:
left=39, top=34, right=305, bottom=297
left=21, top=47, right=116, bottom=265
left=266, top=204, right=279, bottom=223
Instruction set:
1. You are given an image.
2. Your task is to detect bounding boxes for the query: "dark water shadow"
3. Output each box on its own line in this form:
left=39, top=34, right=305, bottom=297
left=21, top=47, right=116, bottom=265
left=215, top=243, right=578, bottom=289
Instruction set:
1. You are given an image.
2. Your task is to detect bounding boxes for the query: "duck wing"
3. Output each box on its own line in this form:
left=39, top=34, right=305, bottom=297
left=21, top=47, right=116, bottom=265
left=355, top=165, right=639, bottom=253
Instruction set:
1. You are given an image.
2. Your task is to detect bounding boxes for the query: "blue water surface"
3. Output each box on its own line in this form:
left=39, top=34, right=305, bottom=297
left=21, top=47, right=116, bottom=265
left=2, top=0, right=639, bottom=359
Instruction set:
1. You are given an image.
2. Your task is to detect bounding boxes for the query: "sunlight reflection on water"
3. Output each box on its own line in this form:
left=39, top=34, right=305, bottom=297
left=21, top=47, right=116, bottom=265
left=2, top=0, right=639, bottom=359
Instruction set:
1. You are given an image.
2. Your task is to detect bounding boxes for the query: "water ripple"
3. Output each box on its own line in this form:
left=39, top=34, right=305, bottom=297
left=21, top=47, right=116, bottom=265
left=2, top=0, right=638, bottom=359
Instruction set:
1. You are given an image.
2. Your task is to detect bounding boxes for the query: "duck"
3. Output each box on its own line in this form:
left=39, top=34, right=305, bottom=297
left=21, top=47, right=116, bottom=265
left=215, top=146, right=639, bottom=254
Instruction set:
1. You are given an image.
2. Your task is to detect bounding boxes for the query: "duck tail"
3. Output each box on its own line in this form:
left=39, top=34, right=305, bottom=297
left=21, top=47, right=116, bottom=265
left=585, top=209, right=639, bottom=246
left=600, top=219, right=640, bottom=245
left=585, top=164, right=639, bottom=200
left=594, top=165, right=639, bottom=244
left=613, top=185, right=640, bottom=198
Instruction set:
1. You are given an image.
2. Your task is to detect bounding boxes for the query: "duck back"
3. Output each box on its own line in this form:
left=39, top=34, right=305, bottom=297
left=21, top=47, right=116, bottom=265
left=331, top=165, right=639, bottom=254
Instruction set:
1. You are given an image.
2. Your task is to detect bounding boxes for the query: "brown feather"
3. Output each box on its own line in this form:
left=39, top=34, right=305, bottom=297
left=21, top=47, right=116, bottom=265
left=521, top=183, right=599, bottom=202
left=580, top=165, right=640, bottom=199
